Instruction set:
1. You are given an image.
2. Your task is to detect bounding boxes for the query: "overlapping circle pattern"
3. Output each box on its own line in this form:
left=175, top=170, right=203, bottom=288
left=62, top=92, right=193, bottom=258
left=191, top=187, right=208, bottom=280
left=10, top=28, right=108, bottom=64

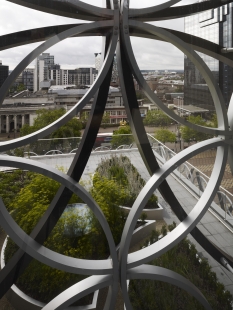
left=0, top=1, right=233, bottom=309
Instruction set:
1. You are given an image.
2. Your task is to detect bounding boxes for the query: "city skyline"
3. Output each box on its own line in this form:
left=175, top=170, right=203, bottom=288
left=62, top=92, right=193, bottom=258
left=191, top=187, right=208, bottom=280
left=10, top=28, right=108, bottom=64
left=0, top=0, right=193, bottom=70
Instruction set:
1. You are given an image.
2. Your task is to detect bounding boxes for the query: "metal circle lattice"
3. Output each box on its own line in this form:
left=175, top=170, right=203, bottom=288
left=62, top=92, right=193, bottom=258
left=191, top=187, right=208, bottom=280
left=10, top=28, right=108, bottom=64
left=0, top=1, right=233, bottom=310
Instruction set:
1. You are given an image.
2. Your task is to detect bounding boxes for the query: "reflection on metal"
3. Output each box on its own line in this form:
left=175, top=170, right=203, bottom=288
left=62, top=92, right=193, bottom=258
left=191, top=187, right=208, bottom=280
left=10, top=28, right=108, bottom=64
left=216, top=191, right=233, bottom=215
left=93, top=146, right=111, bottom=152
left=116, top=144, right=132, bottom=150
left=0, top=1, right=233, bottom=309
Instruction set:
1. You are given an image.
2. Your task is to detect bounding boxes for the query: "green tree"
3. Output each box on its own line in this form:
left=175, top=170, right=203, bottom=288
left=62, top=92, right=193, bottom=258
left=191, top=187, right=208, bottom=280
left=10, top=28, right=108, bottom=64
left=111, top=125, right=134, bottom=148
left=101, top=112, right=110, bottom=127
left=20, top=108, right=82, bottom=138
left=4, top=168, right=129, bottom=302
left=95, top=155, right=158, bottom=208
left=180, top=115, right=212, bottom=142
left=129, top=234, right=233, bottom=310
left=143, top=110, right=173, bottom=127
left=154, top=128, right=176, bottom=144
left=211, top=113, right=218, bottom=128
left=9, top=172, right=80, bottom=232
left=9, top=83, right=26, bottom=94
left=0, top=170, right=32, bottom=210
left=4, top=172, right=94, bottom=303
left=90, top=173, right=127, bottom=244
left=136, top=91, right=147, bottom=100
left=80, top=111, right=88, bottom=128
left=17, top=83, right=26, bottom=92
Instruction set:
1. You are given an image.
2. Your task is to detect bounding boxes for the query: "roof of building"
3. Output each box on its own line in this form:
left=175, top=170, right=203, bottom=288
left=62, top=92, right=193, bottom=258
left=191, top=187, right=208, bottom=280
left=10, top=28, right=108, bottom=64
left=48, top=85, right=121, bottom=95
left=176, top=104, right=209, bottom=113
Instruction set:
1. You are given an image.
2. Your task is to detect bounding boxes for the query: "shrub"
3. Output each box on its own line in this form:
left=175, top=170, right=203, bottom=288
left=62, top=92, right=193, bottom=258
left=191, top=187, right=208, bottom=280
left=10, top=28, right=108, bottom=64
left=129, top=229, right=233, bottom=310
left=0, top=170, right=32, bottom=211
left=111, top=125, right=134, bottom=148
left=3, top=172, right=101, bottom=303
left=95, top=155, right=158, bottom=208
left=4, top=167, right=129, bottom=303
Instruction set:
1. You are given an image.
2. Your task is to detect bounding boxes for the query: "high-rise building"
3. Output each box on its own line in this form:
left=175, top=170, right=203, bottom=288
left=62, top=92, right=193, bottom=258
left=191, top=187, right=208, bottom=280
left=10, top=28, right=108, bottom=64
left=95, top=53, right=119, bottom=85
left=22, top=68, right=34, bottom=91
left=0, top=61, right=9, bottom=88
left=74, top=67, right=98, bottom=85
left=50, top=64, right=61, bottom=86
left=184, top=3, right=233, bottom=110
left=34, top=53, right=55, bottom=92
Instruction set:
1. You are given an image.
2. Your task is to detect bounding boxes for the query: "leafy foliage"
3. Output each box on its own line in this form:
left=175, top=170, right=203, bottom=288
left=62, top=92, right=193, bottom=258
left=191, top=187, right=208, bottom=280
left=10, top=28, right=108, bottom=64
left=143, top=110, right=173, bottom=127
left=154, top=129, right=176, bottom=144
left=3, top=171, right=92, bottom=303
left=90, top=173, right=127, bottom=244
left=180, top=115, right=213, bottom=142
left=129, top=224, right=233, bottom=310
left=101, top=112, right=110, bottom=125
left=136, top=90, right=147, bottom=100
left=3, top=166, right=127, bottom=302
left=9, top=83, right=26, bottom=94
left=211, top=113, right=218, bottom=128
left=95, top=155, right=158, bottom=209
left=0, top=170, right=32, bottom=210
left=20, top=108, right=82, bottom=138
left=111, top=125, right=134, bottom=148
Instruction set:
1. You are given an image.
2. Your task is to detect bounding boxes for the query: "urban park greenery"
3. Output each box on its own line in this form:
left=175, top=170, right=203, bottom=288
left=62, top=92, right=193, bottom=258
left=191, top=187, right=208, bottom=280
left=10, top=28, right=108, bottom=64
left=95, top=155, right=158, bottom=209
left=111, top=125, right=134, bottom=148
left=129, top=223, right=233, bottom=310
left=143, top=110, right=173, bottom=127
left=180, top=115, right=213, bottom=142
left=1, top=158, right=232, bottom=307
left=154, top=128, right=176, bottom=145
left=20, top=108, right=82, bottom=139
left=3, top=161, right=135, bottom=303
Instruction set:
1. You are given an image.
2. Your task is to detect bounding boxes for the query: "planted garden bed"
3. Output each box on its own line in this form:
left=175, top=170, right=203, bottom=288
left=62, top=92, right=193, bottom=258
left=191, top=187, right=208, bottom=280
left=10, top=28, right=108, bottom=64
left=1, top=155, right=160, bottom=307
left=129, top=223, right=233, bottom=310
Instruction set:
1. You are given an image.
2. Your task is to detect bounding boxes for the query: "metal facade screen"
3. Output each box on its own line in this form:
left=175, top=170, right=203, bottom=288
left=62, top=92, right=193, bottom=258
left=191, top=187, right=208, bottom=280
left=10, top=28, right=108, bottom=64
left=0, top=1, right=233, bottom=309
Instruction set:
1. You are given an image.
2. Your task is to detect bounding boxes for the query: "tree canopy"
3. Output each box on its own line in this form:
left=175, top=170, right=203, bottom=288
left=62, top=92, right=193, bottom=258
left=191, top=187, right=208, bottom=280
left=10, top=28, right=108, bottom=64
left=143, top=110, right=173, bottom=127
left=95, top=155, right=158, bottom=209
left=111, top=125, right=134, bottom=148
left=154, top=128, right=176, bottom=144
left=4, top=169, right=121, bottom=302
left=180, top=115, right=213, bottom=142
left=9, top=83, right=26, bottom=94
left=101, top=111, right=110, bottom=124
left=20, top=108, right=82, bottom=138
left=129, top=225, right=233, bottom=310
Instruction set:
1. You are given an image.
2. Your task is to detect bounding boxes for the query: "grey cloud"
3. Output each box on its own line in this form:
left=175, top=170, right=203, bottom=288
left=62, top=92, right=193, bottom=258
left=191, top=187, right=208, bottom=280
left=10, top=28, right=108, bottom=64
left=0, top=0, right=196, bottom=69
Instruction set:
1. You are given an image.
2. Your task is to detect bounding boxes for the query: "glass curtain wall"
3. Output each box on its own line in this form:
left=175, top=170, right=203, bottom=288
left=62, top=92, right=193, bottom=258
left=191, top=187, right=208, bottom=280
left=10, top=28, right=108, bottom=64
left=184, top=3, right=233, bottom=109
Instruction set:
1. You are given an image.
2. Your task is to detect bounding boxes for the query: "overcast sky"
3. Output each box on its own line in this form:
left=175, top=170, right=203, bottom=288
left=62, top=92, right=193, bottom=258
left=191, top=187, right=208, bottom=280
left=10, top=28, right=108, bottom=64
left=0, top=0, right=194, bottom=70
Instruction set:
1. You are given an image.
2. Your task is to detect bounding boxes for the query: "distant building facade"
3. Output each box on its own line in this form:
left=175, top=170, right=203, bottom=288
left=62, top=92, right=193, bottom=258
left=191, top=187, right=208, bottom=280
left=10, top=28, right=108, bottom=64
left=95, top=53, right=119, bottom=86
left=75, top=67, right=98, bottom=85
left=184, top=2, right=233, bottom=110
left=34, top=53, right=55, bottom=92
left=0, top=61, right=9, bottom=88
left=22, top=68, right=34, bottom=91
